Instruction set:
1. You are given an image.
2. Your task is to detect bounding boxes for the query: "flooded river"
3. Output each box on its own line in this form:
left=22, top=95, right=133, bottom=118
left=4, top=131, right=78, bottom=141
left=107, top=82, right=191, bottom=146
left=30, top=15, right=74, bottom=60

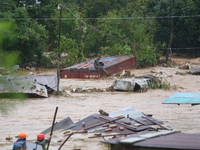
left=1, top=64, right=200, bottom=150
left=1, top=90, right=200, bottom=150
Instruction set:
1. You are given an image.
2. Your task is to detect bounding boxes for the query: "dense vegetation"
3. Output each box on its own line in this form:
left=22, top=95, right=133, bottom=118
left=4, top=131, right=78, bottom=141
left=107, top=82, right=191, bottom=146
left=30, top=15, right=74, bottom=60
left=0, top=0, right=200, bottom=68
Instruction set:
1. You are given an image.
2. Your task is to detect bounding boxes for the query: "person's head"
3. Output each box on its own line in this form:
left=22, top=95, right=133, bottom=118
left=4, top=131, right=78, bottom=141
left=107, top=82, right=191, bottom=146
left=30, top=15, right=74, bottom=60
left=37, top=134, right=45, bottom=141
left=18, top=133, right=27, bottom=140
left=98, top=56, right=101, bottom=60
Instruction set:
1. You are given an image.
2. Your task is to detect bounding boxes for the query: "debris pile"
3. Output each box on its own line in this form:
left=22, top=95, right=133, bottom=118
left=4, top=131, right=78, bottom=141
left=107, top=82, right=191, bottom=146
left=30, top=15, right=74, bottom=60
left=70, top=73, right=171, bottom=93
left=71, top=87, right=105, bottom=93
left=37, top=106, right=200, bottom=150
left=41, top=107, right=173, bottom=149
left=159, top=60, right=177, bottom=68
left=116, top=70, right=133, bottom=78
left=179, top=63, right=191, bottom=70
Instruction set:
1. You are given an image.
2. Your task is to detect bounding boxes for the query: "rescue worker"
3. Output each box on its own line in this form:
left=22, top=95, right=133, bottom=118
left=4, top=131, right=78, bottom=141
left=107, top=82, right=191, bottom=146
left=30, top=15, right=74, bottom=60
left=35, top=134, right=51, bottom=150
left=94, top=56, right=110, bottom=76
left=13, top=133, right=27, bottom=150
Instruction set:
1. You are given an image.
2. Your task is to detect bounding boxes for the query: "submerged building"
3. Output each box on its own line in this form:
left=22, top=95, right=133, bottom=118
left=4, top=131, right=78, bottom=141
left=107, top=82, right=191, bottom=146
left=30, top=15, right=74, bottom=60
left=60, top=56, right=136, bottom=79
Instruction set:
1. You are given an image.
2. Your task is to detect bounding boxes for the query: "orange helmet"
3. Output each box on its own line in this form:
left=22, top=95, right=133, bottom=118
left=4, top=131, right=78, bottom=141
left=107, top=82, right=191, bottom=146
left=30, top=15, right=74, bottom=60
left=37, top=134, right=45, bottom=141
left=19, top=133, right=27, bottom=140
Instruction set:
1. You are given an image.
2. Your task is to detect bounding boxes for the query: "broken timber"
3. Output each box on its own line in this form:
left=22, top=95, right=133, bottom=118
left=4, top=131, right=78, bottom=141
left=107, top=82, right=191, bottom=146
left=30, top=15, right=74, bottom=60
left=142, top=116, right=171, bottom=130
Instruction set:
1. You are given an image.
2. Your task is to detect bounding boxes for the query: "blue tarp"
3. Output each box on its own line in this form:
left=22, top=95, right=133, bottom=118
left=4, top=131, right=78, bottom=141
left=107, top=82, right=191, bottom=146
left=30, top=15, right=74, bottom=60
left=101, top=58, right=118, bottom=62
left=162, top=93, right=200, bottom=104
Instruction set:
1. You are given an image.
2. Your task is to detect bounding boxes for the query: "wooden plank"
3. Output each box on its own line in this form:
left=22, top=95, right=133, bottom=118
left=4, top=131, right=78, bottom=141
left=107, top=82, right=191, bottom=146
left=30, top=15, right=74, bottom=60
left=142, top=116, right=171, bottom=130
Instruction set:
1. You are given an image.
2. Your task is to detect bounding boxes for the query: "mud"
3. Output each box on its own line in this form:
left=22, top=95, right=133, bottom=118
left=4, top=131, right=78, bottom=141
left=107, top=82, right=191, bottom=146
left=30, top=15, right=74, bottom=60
left=1, top=57, right=200, bottom=150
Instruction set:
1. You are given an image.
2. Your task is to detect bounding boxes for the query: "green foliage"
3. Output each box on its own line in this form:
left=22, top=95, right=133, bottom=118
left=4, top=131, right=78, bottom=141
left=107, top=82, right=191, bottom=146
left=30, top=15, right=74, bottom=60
left=1, top=6, right=48, bottom=65
left=150, top=81, right=160, bottom=89
left=150, top=81, right=170, bottom=90
left=1, top=0, right=200, bottom=67
left=0, top=23, right=26, bottom=102
left=162, top=81, right=170, bottom=90
left=0, top=23, right=17, bottom=68
left=154, top=0, right=200, bottom=57
left=175, top=71, right=187, bottom=76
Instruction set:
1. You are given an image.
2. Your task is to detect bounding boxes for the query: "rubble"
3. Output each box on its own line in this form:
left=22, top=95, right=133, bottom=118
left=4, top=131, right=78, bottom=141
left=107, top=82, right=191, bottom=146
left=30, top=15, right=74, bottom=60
left=179, top=63, right=191, bottom=69
left=68, top=73, right=171, bottom=93
left=72, top=87, right=84, bottom=92
left=29, top=72, right=34, bottom=75
left=52, top=90, right=70, bottom=97
left=26, top=66, right=30, bottom=70
left=30, top=67, right=36, bottom=71
left=13, top=65, right=20, bottom=70
left=71, top=87, right=105, bottom=93
left=41, top=106, right=174, bottom=150
left=5, top=136, right=12, bottom=141
left=119, top=70, right=131, bottom=78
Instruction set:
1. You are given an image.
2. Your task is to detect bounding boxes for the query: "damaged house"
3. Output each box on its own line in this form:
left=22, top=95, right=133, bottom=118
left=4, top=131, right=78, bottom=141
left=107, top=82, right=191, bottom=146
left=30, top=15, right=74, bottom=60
left=0, top=76, right=60, bottom=98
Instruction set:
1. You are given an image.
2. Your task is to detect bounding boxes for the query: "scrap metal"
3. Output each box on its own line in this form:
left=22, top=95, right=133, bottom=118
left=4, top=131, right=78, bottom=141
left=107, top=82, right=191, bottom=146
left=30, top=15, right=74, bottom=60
left=104, top=131, right=200, bottom=150
left=191, top=67, right=200, bottom=74
left=41, top=107, right=173, bottom=149
left=0, top=76, right=59, bottom=98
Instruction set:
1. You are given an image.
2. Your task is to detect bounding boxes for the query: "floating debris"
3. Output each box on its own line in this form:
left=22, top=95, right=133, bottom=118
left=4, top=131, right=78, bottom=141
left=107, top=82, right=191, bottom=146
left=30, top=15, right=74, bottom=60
left=0, top=76, right=60, bottom=98
left=5, top=136, right=12, bottom=141
left=191, top=67, right=200, bottom=75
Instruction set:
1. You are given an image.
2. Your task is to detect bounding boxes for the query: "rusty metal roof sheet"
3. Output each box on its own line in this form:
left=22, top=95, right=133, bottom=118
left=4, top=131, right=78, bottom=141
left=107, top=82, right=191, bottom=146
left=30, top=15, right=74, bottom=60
left=62, top=56, right=135, bottom=70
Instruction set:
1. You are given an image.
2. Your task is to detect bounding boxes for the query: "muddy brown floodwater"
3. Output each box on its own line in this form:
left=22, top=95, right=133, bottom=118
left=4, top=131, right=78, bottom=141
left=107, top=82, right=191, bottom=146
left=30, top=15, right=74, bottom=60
left=1, top=57, right=200, bottom=150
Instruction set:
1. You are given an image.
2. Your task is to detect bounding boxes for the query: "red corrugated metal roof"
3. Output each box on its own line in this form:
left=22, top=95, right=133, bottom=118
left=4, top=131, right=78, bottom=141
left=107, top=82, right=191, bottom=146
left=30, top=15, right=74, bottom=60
left=62, top=56, right=135, bottom=70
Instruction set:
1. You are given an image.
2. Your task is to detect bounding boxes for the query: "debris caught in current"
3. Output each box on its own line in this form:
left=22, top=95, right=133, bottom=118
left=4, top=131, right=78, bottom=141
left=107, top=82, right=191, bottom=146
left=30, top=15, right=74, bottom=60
left=99, top=109, right=109, bottom=116
left=0, top=76, right=60, bottom=98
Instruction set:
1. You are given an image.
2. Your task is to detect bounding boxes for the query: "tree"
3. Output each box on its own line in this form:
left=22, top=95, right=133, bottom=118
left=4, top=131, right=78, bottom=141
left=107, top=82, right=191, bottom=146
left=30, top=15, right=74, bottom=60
left=154, top=0, right=200, bottom=58
left=1, top=6, right=48, bottom=64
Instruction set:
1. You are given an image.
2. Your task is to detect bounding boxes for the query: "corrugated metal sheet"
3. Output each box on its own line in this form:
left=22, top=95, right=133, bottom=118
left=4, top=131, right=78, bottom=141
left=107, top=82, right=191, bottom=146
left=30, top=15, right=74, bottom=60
left=162, top=93, right=200, bottom=104
left=109, top=106, right=163, bottom=125
left=105, top=132, right=200, bottom=150
left=41, top=117, right=75, bottom=134
left=68, top=107, right=165, bottom=134
left=191, top=67, right=200, bottom=74
left=0, top=76, right=59, bottom=97
left=133, top=132, right=200, bottom=150
left=60, top=56, right=136, bottom=79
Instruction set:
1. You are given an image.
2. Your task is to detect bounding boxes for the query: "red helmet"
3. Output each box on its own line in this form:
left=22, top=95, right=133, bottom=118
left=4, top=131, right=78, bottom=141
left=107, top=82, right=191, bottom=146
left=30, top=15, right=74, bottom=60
left=19, top=133, right=27, bottom=140
left=37, top=134, right=45, bottom=141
